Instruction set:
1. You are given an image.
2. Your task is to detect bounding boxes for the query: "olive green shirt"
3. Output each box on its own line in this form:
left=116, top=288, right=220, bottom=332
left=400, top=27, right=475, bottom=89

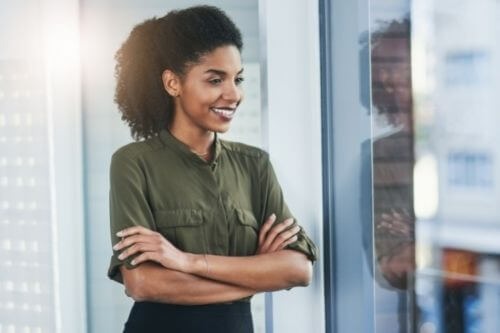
left=108, top=129, right=318, bottom=294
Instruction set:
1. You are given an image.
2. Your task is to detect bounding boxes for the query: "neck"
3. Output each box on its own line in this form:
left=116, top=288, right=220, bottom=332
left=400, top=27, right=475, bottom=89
left=169, top=124, right=215, bottom=156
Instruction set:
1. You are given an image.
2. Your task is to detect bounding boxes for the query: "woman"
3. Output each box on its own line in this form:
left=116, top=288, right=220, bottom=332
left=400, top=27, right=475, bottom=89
left=107, top=5, right=318, bottom=333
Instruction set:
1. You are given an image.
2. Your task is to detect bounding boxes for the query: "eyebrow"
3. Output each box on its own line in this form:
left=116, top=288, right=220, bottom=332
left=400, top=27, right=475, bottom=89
left=204, top=68, right=244, bottom=76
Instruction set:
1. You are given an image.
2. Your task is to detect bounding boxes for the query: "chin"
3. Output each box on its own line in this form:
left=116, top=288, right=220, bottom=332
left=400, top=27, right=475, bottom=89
left=211, top=124, right=231, bottom=134
left=216, top=128, right=231, bottom=134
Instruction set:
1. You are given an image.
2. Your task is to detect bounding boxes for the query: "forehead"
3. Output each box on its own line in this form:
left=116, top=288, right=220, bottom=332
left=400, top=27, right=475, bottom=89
left=188, top=45, right=242, bottom=75
left=372, top=37, right=410, bottom=60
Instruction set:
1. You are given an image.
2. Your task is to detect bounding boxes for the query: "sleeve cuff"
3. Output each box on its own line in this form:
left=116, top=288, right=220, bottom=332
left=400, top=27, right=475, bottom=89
left=285, top=230, right=319, bottom=263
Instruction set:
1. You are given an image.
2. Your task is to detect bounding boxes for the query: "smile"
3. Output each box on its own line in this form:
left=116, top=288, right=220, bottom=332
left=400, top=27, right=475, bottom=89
left=210, top=107, right=236, bottom=119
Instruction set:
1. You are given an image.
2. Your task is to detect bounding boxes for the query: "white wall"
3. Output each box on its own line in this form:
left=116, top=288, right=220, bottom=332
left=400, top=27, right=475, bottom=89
left=259, top=1, right=325, bottom=332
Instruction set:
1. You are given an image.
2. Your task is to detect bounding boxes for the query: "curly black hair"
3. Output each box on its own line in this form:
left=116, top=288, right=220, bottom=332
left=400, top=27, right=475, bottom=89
left=370, top=18, right=411, bottom=119
left=114, top=5, right=243, bottom=140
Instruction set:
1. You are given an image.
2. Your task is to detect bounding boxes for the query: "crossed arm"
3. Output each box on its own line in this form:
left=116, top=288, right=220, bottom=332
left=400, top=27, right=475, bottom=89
left=116, top=215, right=313, bottom=305
left=120, top=262, right=257, bottom=305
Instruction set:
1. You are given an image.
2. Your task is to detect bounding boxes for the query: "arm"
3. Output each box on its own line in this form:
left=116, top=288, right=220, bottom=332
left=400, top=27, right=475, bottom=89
left=185, top=249, right=313, bottom=291
left=124, top=248, right=311, bottom=294
left=121, top=262, right=257, bottom=305
left=116, top=216, right=310, bottom=293
left=171, top=153, right=315, bottom=291
left=107, top=152, right=249, bottom=302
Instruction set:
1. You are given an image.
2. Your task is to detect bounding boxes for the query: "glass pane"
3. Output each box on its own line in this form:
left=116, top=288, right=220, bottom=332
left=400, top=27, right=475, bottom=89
left=369, top=2, right=416, bottom=332
left=370, top=0, right=500, bottom=332
left=0, top=2, right=57, bottom=333
left=81, top=1, right=265, bottom=332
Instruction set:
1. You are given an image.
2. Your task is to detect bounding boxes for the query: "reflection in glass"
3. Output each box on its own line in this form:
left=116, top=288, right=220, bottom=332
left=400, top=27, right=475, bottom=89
left=370, top=0, right=500, bottom=332
left=365, top=12, right=417, bottom=333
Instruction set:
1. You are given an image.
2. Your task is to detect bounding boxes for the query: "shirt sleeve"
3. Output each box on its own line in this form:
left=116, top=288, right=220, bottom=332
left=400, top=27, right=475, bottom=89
left=107, top=151, right=156, bottom=284
left=259, top=152, right=319, bottom=263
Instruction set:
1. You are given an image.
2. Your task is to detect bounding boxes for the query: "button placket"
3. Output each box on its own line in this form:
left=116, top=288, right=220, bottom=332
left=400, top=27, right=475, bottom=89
left=205, top=161, right=228, bottom=254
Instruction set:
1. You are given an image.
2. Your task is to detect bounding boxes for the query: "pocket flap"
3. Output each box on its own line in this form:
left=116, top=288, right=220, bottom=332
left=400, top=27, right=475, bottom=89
left=235, top=209, right=259, bottom=229
left=154, top=209, right=204, bottom=228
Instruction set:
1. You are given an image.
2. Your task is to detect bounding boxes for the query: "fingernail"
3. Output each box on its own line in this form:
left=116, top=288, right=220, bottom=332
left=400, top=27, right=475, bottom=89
left=270, top=214, right=276, bottom=221
left=131, top=260, right=136, bottom=265
left=116, top=231, right=123, bottom=237
left=113, top=244, right=119, bottom=250
left=118, top=253, right=124, bottom=260
left=286, top=218, right=294, bottom=225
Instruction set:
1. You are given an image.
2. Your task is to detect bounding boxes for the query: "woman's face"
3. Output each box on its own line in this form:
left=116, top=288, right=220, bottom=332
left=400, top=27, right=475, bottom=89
left=170, top=45, right=244, bottom=134
left=372, top=37, right=412, bottom=130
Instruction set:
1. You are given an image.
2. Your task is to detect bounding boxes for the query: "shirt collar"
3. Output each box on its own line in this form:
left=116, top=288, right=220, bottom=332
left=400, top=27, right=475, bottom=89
left=159, top=129, right=222, bottom=165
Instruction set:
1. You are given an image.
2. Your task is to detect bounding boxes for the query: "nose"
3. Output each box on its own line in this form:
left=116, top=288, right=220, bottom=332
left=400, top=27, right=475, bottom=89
left=222, top=81, right=243, bottom=105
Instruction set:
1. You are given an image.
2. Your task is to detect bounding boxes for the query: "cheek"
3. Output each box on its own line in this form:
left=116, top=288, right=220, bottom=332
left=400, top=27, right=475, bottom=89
left=187, top=85, right=220, bottom=106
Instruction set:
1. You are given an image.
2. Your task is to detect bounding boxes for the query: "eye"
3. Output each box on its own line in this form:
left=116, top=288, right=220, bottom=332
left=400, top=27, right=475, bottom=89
left=209, top=78, right=222, bottom=85
left=235, top=76, right=245, bottom=85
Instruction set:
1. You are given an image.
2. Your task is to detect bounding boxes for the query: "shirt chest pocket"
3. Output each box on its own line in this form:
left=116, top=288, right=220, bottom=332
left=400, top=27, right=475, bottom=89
left=232, top=208, right=260, bottom=256
left=154, top=209, right=207, bottom=254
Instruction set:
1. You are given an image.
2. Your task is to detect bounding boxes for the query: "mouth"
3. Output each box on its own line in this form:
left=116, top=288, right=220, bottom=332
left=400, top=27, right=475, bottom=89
left=210, top=107, right=236, bottom=120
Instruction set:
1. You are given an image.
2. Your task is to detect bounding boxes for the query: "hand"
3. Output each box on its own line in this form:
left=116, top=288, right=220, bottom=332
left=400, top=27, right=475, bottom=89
left=377, top=209, right=413, bottom=237
left=257, top=214, right=301, bottom=255
left=379, top=243, right=415, bottom=289
left=113, top=226, right=188, bottom=272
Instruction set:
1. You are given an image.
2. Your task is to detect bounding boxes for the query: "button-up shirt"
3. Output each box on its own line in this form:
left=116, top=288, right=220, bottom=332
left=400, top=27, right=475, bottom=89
left=108, top=129, right=318, bottom=297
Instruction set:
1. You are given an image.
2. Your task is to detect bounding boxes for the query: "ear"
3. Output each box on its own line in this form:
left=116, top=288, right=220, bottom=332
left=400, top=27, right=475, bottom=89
left=161, top=69, right=181, bottom=97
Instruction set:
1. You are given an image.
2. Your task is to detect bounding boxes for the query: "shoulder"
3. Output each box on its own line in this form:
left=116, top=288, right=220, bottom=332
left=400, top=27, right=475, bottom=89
left=373, top=130, right=412, bottom=158
left=220, top=139, right=269, bottom=160
left=111, top=135, right=164, bottom=163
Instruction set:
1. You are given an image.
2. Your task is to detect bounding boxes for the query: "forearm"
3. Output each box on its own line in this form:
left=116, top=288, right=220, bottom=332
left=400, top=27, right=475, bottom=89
left=121, top=262, right=257, bottom=305
left=186, top=250, right=312, bottom=292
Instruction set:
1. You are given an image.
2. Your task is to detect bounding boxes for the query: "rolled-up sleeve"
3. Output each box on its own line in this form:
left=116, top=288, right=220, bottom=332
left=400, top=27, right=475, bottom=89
left=258, top=153, right=319, bottom=263
left=107, top=151, right=156, bottom=284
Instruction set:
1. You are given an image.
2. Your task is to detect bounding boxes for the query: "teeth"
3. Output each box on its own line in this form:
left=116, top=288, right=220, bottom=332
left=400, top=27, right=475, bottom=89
left=211, top=108, right=235, bottom=118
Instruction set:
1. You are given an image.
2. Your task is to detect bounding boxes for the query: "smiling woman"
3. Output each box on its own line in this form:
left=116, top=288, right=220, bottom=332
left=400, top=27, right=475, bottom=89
left=162, top=45, right=244, bottom=146
left=108, top=5, right=318, bottom=333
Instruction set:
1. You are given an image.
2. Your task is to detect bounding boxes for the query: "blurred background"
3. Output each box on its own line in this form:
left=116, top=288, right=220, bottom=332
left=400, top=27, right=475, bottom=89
left=1, top=0, right=500, bottom=332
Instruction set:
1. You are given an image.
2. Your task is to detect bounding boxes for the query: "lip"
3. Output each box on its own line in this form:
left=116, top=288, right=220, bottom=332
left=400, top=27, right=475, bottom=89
left=211, top=106, right=236, bottom=111
left=210, top=107, right=236, bottom=120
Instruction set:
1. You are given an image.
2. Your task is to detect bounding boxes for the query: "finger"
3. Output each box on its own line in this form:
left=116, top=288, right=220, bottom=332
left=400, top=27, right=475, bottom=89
left=118, top=242, right=157, bottom=261
left=388, top=228, right=400, bottom=235
left=391, top=211, right=404, bottom=221
left=131, top=251, right=162, bottom=266
left=279, top=235, right=299, bottom=249
left=113, top=234, right=157, bottom=251
left=391, top=221, right=409, bottom=232
left=116, top=225, right=155, bottom=238
left=381, top=213, right=392, bottom=220
left=260, top=219, right=292, bottom=252
left=261, top=218, right=294, bottom=251
left=259, top=214, right=276, bottom=245
left=269, top=225, right=301, bottom=252
left=389, top=217, right=409, bottom=229
left=377, top=221, right=390, bottom=229
left=378, top=220, right=390, bottom=226
left=388, top=225, right=410, bottom=236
